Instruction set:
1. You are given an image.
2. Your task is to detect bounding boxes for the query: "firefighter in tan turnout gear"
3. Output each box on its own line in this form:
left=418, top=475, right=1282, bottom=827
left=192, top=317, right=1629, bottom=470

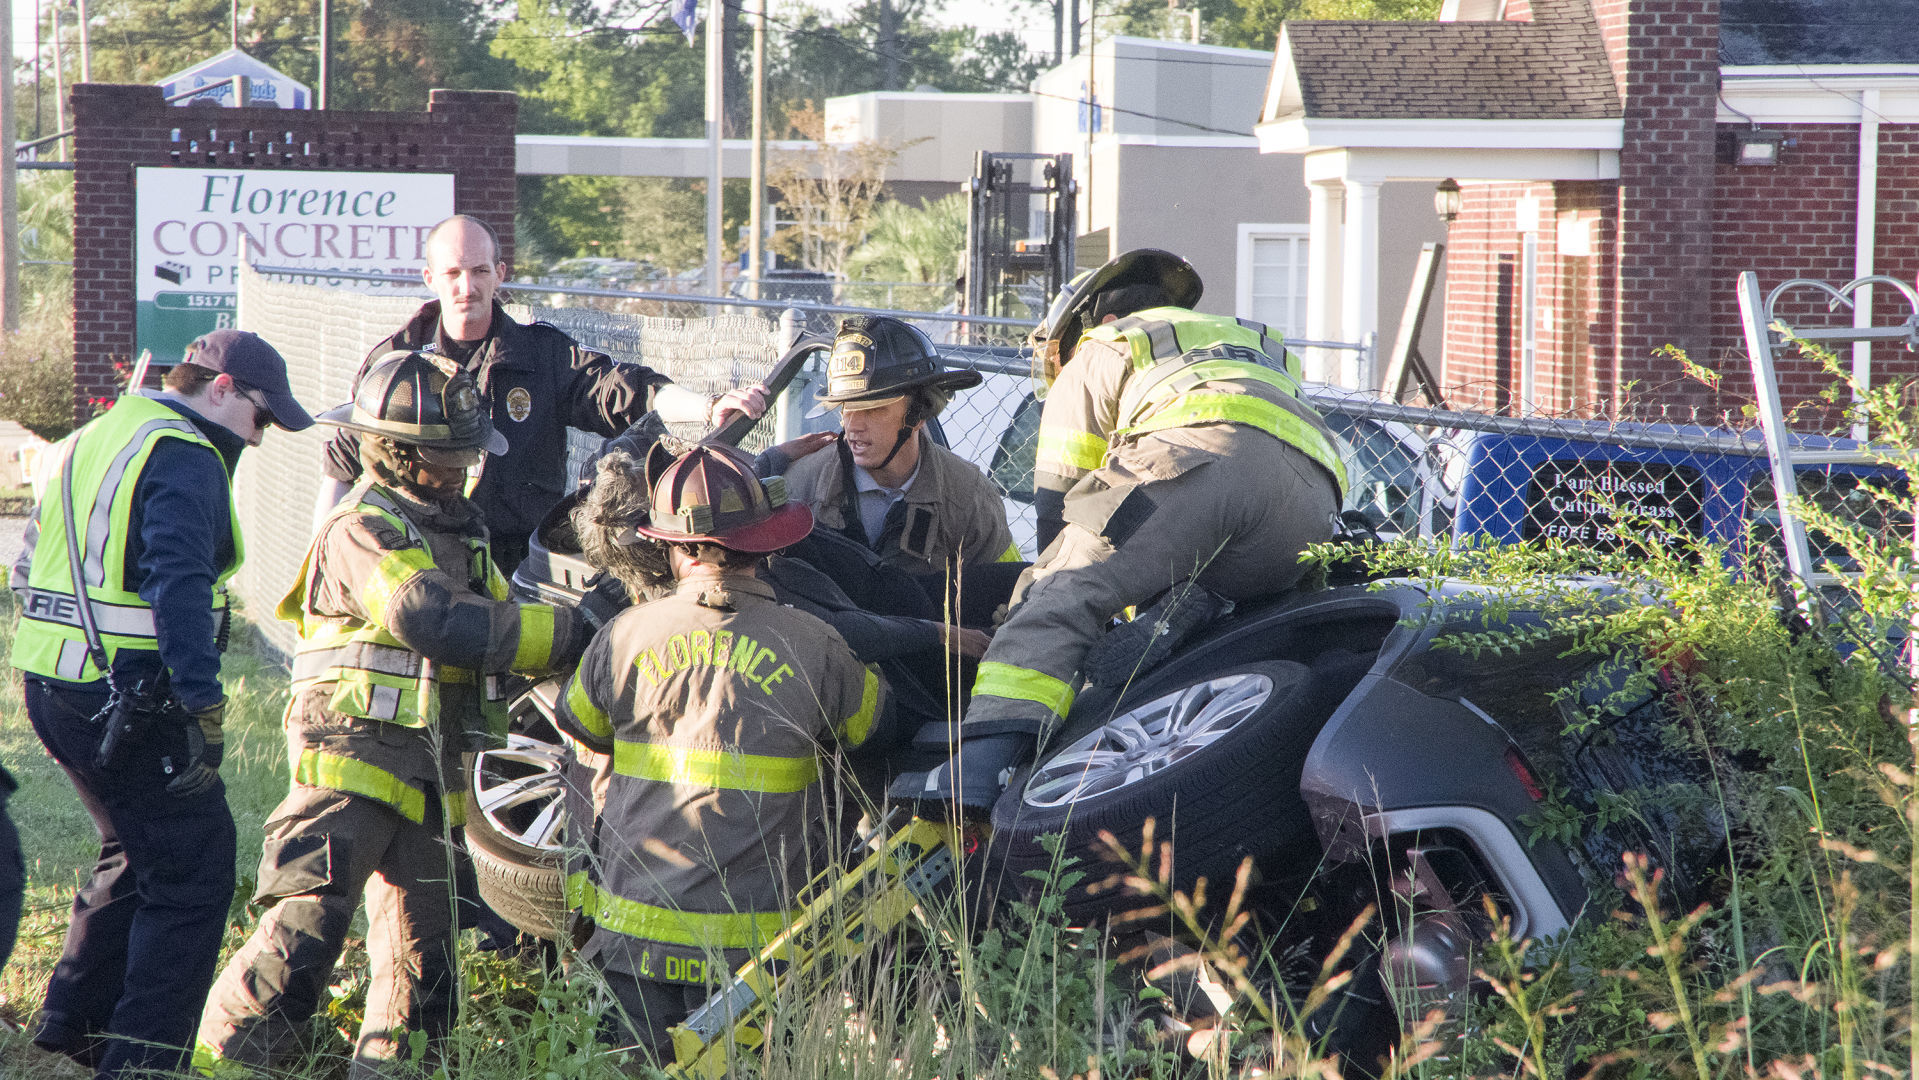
left=908, top=249, right=1348, bottom=811
left=781, top=315, right=1019, bottom=579
left=197, top=352, right=589, bottom=1076
left=557, top=441, right=885, bottom=1057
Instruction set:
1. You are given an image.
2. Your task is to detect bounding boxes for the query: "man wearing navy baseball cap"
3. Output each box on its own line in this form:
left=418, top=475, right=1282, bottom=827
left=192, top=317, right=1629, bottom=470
left=9, top=327, right=312, bottom=1078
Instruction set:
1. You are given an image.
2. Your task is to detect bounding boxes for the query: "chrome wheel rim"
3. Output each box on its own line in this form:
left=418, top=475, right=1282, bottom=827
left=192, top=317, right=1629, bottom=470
left=1022, top=674, right=1276, bottom=810
left=471, top=731, right=569, bottom=852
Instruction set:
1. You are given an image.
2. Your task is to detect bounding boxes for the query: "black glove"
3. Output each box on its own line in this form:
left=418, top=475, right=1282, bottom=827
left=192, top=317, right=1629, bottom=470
left=888, top=732, right=1032, bottom=821
left=164, top=715, right=223, bottom=800
left=546, top=606, right=593, bottom=673
left=578, top=572, right=634, bottom=632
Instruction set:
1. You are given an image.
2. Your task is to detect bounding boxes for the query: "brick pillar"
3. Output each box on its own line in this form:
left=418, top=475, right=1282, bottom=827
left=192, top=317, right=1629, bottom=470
left=1592, top=0, right=1721, bottom=414
left=71, top=84, right=170, bottom=419
left=428, top=90, right=519, bottom=271
left=67, top=86, right=519, bottom=424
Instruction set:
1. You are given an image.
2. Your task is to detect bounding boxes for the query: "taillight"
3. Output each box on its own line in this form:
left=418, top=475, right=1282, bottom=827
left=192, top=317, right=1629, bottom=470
left=1503, top=746, right=1546, bottom=801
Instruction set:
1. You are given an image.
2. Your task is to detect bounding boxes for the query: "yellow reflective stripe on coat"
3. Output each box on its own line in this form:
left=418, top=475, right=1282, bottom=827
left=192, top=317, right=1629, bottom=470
left=1124, top=393, right=1349, bottom=494
left=972, top=661, right=1076, bottom=719
left=358, top=546, right=435, bottom=626
left=1037, top=428, right=1108, bottom=474
left=840, top=666, right=883, bottom=747
left=565, top=872, right=795, bottom=950
left=511, top=604, right=558, bottom=670
left=613, top=741, right=820, bottom=793
left=292, top=748, right=428, bottom=824
left=565, top=671, right=614, bottom=739
left=997, top=541, right=1023, bottom=563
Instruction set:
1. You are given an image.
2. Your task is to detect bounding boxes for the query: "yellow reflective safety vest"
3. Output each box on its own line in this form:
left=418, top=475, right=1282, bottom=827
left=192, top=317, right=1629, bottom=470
left=279, top=483, right=509, bottom=732
left=1080, top=308, right=1348, bottom=496
left=13, top=395, right=243, bottom=683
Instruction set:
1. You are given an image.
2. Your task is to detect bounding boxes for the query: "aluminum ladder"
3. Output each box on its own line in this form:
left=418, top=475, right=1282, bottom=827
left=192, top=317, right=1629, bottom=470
left=1736, top=271, right=1919, bottom=619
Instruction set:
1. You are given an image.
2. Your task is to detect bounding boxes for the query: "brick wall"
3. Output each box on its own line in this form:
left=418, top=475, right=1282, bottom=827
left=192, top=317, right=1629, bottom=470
left=1599, top=0, right=1722, bottom=416
left=1441, top=179, right=1610, bottom=416
left=69, top=85, right=518, bottom=422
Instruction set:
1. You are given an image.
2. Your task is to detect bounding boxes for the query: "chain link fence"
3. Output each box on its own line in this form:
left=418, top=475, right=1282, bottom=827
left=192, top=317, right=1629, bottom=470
left=231, top=267, right=1900, bottom=657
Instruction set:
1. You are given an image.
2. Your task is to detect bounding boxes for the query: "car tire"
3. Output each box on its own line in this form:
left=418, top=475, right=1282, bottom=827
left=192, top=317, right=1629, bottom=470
left=983, top=659, right=1327, bottom=925
left=466, top=679, right=575, bottom=942
left=464, top=807, right=568, bottom=942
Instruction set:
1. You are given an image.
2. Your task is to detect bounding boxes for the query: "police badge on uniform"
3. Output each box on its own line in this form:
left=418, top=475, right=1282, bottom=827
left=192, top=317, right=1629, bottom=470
left=506, top=386, right=533, bottom=422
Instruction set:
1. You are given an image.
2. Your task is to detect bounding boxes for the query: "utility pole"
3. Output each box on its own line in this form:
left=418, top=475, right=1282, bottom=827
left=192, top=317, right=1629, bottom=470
left=703, top=0, right=724, bottom=298
left=318, top=0, right=330, bottom=108
left=76, top=0, right=90, bottom=81
left=747, top=0, right=766, bottom=300
left=1054, top=0, right=1063, bottom=64
left=878, top=0, right=898, bottom=91
left=50, top=2, right=65, bottom=150
left=231, top=0, right=239, bottom=49
left=2, top=0, right=20, bottom=331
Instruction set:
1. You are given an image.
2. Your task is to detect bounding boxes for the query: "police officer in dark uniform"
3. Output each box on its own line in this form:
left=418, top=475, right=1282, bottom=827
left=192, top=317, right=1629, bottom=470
left=317, top=215, right=768, bottom=575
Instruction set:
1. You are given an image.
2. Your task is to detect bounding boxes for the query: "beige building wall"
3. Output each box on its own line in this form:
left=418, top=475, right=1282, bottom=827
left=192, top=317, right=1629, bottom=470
left=1096, top=142, right=1446, bottom=369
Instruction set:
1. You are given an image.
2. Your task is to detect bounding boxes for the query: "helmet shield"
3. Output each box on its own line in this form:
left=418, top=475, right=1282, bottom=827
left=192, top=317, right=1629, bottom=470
left=625, top=442, right=813, bottom=553
left=315, top=351, right=509, bottom=457
left=807, top=315, right=982, bottom=417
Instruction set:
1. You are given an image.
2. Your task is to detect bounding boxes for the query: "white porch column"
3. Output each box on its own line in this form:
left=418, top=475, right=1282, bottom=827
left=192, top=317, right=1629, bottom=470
left=1303, top=180, right=1345, bottom=384
left=1339, top=178, right=1382, bottom=390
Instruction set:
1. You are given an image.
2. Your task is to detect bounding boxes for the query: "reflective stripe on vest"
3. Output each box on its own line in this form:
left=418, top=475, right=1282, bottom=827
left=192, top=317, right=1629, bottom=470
left=564, top=871, right=795, bottom=951
left=12, top=396, right=243, bottom=683
left=291, top=747, right=465, bottom=826
left=1084, top=309, right=1347, bottom=496
left=565, top=671, right=614, bottom=739
left=971, top=660, right=1076, bottom=720
left=841, top=667, right=883, bottom=747
left=1037, top=428, right=1109, bottom=475
left=613, top=740, right=821, bottom=793
left=280, top=487, right=449, bottom=730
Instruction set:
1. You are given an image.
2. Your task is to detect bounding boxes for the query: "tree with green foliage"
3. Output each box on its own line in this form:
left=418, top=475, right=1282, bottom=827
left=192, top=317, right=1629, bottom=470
left=846, top=193, right=966, bottom=286
left=75, top=0, right=508, bottom=111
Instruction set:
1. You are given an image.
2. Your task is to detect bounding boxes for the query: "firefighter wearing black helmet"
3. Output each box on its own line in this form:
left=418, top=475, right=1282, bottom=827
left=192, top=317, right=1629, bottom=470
left=907, top=249, right=1348, bottom=812
left=782, top=315, right=1019, bottom=580
left=197, top=352, right=590, bottom=1076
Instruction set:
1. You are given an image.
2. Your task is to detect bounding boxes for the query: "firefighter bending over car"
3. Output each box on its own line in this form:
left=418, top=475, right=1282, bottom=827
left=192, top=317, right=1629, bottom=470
left=197, top=352, right=589, bottom=1077
left=556, top=441, right=884, bottom=1057
left=909, top=249, right=1348, bottom=811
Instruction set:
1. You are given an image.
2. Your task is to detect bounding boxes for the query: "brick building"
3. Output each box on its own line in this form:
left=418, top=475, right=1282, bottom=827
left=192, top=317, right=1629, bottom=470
left=1255, top=0, right=1919, bottom=420
left=69, top=85, right=517, bottom=420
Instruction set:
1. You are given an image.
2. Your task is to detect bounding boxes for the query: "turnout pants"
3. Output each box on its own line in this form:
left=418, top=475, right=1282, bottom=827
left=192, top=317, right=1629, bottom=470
left=197, top=785, right=458, bottom=1079
left=24, top=677, right=236, bottom=1079
left=964, top=430, right=1339, bottom=738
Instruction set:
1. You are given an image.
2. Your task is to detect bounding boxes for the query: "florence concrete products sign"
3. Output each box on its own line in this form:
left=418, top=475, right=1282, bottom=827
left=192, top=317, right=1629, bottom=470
left=135, top=168, right=454, bottom=364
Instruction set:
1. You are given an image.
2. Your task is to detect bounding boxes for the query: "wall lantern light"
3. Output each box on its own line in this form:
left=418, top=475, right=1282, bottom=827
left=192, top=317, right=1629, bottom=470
left=1734, top=129, right=1785, bottom=166
left=1434, top=178, right=1462, bottom=227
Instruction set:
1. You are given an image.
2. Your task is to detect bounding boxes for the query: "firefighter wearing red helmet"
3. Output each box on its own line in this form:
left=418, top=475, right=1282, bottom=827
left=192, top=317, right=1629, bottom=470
left=908, top=249, right=1348, bottom=812
left=556, top=441, right=886, bottom=1055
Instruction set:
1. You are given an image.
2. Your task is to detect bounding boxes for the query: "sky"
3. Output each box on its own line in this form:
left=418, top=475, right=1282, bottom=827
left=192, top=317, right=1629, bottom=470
left=11, top=0, right=1065, bottom=73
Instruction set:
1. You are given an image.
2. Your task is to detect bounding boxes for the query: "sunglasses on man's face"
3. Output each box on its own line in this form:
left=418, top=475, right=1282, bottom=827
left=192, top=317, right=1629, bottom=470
left=227, top=376, right=276, bottom=431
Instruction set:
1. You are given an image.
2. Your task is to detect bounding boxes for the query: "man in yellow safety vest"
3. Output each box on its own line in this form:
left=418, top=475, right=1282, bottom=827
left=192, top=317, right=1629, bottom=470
left=11, top=330, right=313, bottom=1078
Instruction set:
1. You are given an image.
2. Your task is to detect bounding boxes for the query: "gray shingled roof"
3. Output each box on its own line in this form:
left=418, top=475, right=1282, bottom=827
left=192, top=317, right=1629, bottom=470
left=1279, top=0, right=1620, bottom=121
left=1721, top=0, right=1919, bottom=65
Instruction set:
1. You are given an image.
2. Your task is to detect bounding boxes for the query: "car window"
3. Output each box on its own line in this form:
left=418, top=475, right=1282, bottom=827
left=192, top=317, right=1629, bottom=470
left=1324, top=411, right=1426, bottom=536
left=1747, top=467, right=1911, bottom=572
left=988, top=392, right=1044, bottom=503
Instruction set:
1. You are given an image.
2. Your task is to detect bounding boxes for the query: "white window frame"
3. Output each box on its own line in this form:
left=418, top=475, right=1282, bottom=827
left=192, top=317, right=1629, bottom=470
left=1235, top=223, right=1311, bottom=336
